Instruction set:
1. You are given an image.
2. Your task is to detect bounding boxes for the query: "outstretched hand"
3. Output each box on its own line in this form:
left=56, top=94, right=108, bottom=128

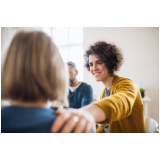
left=50, top=108, right=95, bottom=133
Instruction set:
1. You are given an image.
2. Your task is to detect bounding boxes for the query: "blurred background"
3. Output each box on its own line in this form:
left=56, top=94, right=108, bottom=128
left=1, top=27, right=159, bottom=128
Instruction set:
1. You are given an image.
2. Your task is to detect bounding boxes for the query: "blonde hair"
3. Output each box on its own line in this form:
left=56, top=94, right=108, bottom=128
left=1, top=31, right=68, bottom=107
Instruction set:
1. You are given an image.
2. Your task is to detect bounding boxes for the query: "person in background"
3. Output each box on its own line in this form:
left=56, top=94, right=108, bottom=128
left=67, top=61, right=93, bottom=109
left=51, top=41, right=146, bottom=133
left=1, top=31, right=95, bottom=133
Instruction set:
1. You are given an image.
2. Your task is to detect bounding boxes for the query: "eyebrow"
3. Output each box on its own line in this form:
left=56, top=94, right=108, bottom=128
left=96, top=60, right=103, bottom=63
left=89, top=60, right=103, bottom=64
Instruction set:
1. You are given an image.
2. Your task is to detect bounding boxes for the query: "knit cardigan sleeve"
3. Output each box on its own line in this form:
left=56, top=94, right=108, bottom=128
left=92, top=78, right=137, bottom=124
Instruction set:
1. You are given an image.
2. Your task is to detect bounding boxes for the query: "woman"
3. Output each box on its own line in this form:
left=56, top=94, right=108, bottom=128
left=52, top=41, right=146, bottom=133
left=1, top=31, right=95, bottom=133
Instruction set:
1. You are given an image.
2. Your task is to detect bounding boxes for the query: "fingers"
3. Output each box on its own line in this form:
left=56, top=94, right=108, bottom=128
left=60, top=117, right=79, bottom=133
left=55, top=108, right=65, bottom=114
left=50, top=110, right=71, bottom=133
left=73, top=118, right=86, bottom=133
left=84, top=122, right=94, bottom=133
left=51, top=108, right=95, bottom=133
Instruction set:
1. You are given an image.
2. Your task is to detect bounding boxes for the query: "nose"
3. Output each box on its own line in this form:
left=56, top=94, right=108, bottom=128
left=91, top=64, right=98, bottom=72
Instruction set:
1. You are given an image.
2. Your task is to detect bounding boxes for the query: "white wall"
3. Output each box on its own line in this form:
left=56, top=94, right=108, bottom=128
left=83, top=27, right=159, bottom=126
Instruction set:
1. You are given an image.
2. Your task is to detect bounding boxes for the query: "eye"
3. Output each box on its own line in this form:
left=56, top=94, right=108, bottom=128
left=89, top=63, right=93, bottom=66
left=97, top=62, right=102, bottom=65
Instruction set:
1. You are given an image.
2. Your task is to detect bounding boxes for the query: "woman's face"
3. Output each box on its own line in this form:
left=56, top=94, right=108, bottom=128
left=89, top=54, right=110, bottom=82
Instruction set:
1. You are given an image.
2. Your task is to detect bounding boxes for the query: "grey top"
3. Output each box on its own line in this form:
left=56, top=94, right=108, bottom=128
left=103, top=88, right=111, bottom=133
left=103, top=88, right=111, bottom=98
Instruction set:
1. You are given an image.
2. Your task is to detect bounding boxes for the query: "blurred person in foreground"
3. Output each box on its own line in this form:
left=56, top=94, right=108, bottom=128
left=67, top=61, right=93, bottom=109
left=1, top=31, right=95, bottom=133
left=51, top=41, right=146, bottom=133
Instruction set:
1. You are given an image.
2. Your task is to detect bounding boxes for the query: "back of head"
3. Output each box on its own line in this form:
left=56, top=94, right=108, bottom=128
left=1, top=31, right=68, bottom=107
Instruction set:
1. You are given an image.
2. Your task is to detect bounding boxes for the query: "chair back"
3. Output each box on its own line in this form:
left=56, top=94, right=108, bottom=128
left=144, top=116, right=158, bottom=133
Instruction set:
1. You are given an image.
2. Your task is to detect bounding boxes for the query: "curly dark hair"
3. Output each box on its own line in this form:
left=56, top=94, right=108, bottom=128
left=84, top=41, right=124, bottom=76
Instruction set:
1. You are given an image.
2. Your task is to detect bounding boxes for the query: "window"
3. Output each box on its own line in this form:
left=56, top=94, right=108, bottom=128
left=43, top=27, right=83, bottom=81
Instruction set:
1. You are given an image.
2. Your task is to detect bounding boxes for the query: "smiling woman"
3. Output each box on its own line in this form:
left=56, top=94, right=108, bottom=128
left=85, top=41, right=123, bottom=76
left=83, top=41, right=145, bottom=133
left=89, top=55, right=111, bottom=85
left=85, top=42, right=123, bottom=90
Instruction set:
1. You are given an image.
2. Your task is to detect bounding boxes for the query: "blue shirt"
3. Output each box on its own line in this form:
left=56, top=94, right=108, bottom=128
left=1, top=106, right=57, bottom=133
left=1, top=106, right=94, bottom=133
left=68, top=82, right=93, bottom=109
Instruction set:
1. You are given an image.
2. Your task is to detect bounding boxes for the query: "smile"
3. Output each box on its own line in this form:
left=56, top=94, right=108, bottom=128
left=94, top=72, right=101, bottom=77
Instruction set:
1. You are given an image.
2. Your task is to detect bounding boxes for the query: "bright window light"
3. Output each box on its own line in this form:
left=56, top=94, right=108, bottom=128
left=59, top=47, right=68, bottom=62
left=69, top=46, right=83, bottom=81
left=69, top=27, right=83, bottom=44
left=43, top=27, right=51, bottom=36
left=55, top=27, right=68, bottom=45
left=43, top=27, right=83, bottom=81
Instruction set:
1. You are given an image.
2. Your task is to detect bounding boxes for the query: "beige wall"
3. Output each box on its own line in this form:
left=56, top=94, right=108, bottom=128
left=83, top=27, right=159, bottom=127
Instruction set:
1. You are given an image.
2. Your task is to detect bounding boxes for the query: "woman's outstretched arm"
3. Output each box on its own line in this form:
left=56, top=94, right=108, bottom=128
left=50, top=104, right=106, bottom=133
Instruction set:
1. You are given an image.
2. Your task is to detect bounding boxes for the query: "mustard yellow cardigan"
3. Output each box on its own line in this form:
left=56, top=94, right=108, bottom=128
left=92, top=75, right=146, bottom=133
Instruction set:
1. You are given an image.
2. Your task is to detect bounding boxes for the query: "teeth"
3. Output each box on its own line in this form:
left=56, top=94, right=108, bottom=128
left=94, top=73, right=100, bottom=76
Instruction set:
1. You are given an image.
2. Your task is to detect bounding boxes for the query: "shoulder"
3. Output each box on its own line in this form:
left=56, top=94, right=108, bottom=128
left=111, top=75, right=138, bottom=95
left=1, top=106, right=57, bottom=119
left=80, top=82, right=92, bottom=89
left=1, top=106, right=14, bottom=115
left=113, top=75, right=136, bottom=87
left=1, top=106, right=57, bottom=133
left=1, top=106, right=58, bottom=127
left=80, top=82, right=93, bottom=91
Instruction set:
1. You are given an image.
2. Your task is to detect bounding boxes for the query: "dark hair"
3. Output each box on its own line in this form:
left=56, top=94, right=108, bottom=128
left=84, top=41, right=124, bottom=76
left=67, top=61, right=77, bottom=70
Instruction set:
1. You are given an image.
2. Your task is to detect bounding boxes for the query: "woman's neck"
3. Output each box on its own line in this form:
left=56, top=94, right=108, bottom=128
left=102, top=76, right=114, bottom=90
left=10, top=99, right=48, bottom=108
